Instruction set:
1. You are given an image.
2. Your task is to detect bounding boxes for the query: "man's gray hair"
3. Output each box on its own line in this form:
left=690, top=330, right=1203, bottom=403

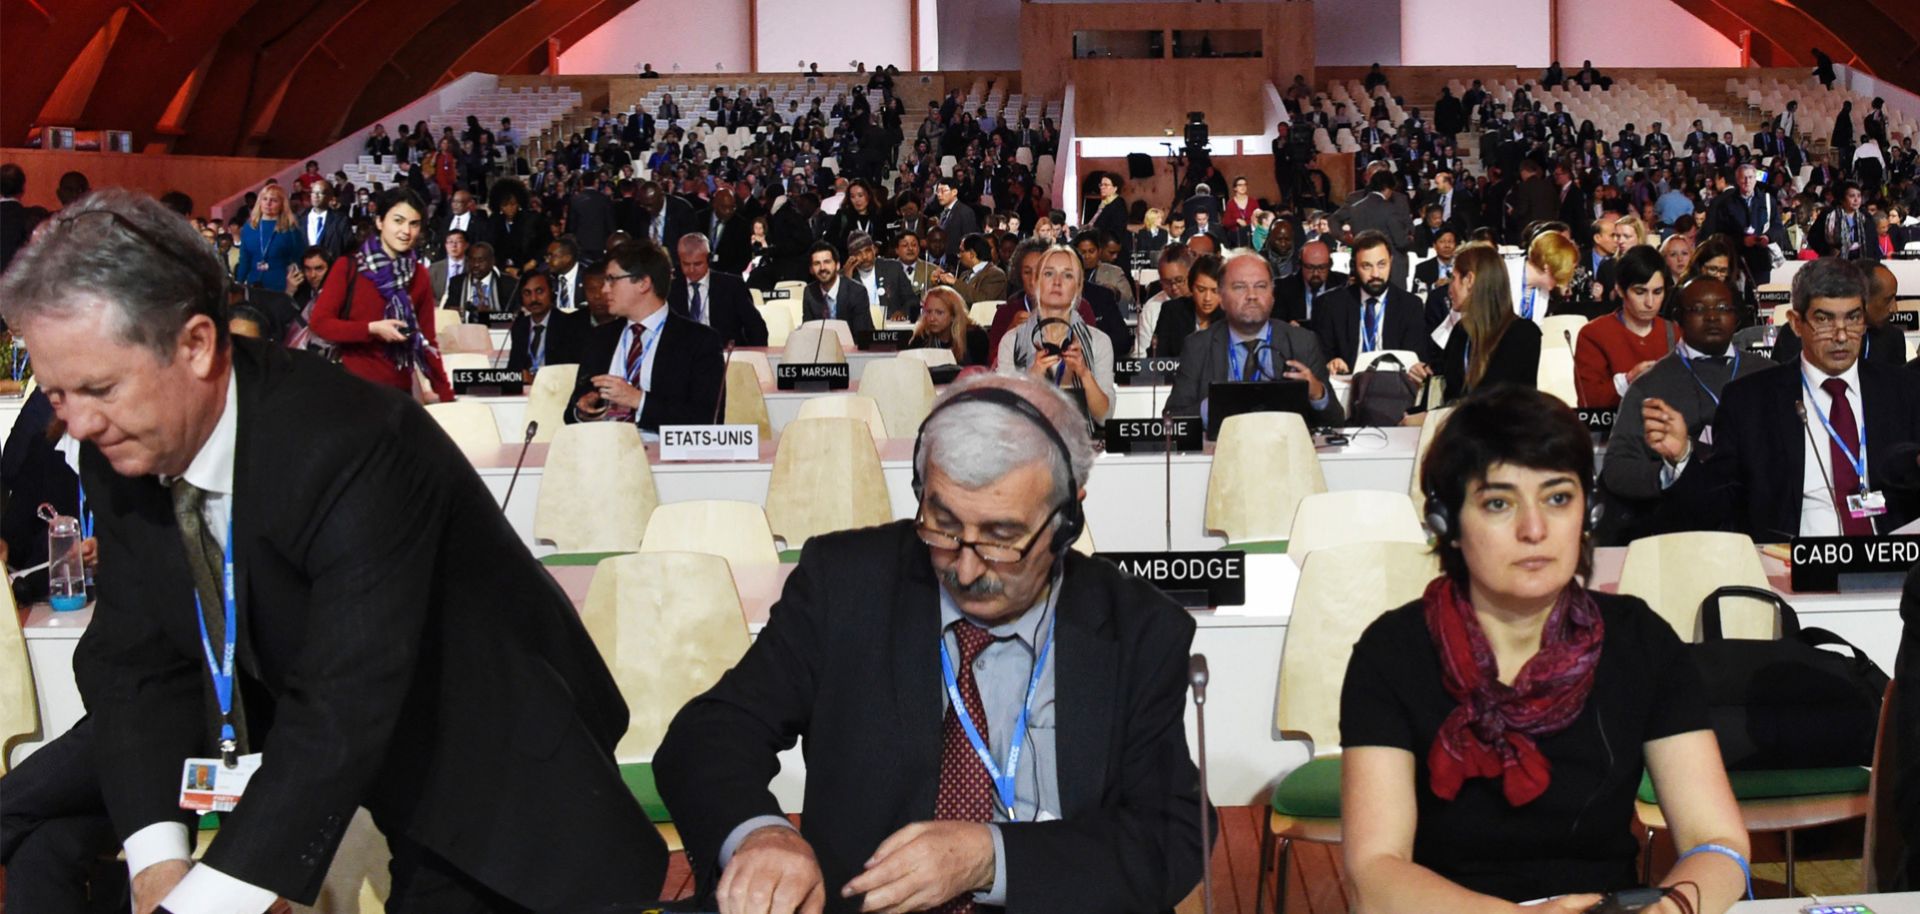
left=676, top=232, right=711, bottom=256
left=0, top=188, right=228, bottom=359
left=1791, top=256, right=1867, bottom=316
left=915, top=373, right=1094, bottom=506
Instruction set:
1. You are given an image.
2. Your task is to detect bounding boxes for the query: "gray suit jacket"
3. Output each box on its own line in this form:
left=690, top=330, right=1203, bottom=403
left=1163, top=319, right=1345, bottom=427
left=1603, top=349, right=1771, bottom=502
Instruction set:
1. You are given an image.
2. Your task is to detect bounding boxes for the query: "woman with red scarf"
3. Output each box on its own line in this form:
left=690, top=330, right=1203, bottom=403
left=1340, top=387, right=1748, bottom=912
left=310, top=188, right=455, bottom=402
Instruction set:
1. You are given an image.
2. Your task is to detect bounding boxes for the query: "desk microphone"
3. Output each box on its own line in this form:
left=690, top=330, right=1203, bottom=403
left=713, top=341, right=735, bottom=424
left=1563, top=328, right=1574, bottom=350
left=502, top=420, right=538, bottom=511
left=1189, top=653, right=1214, bottom=914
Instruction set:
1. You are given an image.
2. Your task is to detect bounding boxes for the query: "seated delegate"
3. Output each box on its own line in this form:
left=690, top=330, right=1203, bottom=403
left=567, top=240, right=726, bottom=433
left=1344, top=385, right=1749, bottom=912
left=906, top=285, right=989, bottom=367
left=1572, top=246, right=1676, bottom=409
left=1163, top=252, right=1346, bottom=427
left=995, top=244, right=1116, bottom=428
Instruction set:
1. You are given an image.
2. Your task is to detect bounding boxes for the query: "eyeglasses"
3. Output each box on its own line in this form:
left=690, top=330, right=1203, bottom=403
left=916, top=506, right=1059, bottom=565
left=1805, top=309, right=1867, bottom=333
left=604, top=272, right=644, bottom=285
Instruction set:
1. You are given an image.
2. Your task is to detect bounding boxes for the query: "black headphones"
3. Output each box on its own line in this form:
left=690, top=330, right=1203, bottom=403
left=1030, top=316, right=1072, bottom=359
left=911, top=386, right=1086, bottom=558
left=1423, top=482, right=1603, bottom=539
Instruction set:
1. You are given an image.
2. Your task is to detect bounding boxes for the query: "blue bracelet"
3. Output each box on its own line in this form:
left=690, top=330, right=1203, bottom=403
left=1677, top=842, right=1752, bottom=900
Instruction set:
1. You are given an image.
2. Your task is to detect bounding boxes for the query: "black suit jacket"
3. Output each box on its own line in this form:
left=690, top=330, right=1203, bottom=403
left=432, top=207, right=492, bottom=249
left=488, top=211, right=551, bottom=273
left=296, top=207, right=354, bottom=261
left=567, top=190, right=618, bottom=258
left=654, top=521, right=1207, bottom=913
left=1699, top=191, right=1784, bottom=283
left=1312, top=286, right=1438, bottom=367
left=1439, top=317, right=1541, bottom=403
left=76, top=340, right=665, bottom=905
left=0, top=199, right=45, bottom=273
left=669, top=271, right=769, bottom=346
left=444, top=269, right=520, bottom=319
left=1275, top=272, right=1350, bottom=325
left=1081, top=281, right=1135, bottom=359
left=801, top=278, right=876, bottom=333
left=1163, top=319, right=1346, bottom=426
left=1659, top=360, right=1920, bottom=541
left=506, top=308, right=593, bottom=373
left=566, top=313, right=727, bottom=431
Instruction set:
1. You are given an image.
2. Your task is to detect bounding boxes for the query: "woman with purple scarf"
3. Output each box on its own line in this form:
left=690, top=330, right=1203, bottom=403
left=310, top=188, right=455, bottom=402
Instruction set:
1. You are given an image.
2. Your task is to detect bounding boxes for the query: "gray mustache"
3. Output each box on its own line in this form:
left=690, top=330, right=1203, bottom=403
left=939, top=567, right=1005, bottom=598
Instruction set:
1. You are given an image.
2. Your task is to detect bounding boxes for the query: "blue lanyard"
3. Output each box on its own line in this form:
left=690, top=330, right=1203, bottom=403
left=76, top=480, right=94, bottom=540
left=1228, top=325, right=1272, bottom=381
left=1521, top=287, right=1539, bottom=321
left=9, top=343, right=25, bottom=382
left=937, top=608, right=1058, bottom=822
left=1800, top=373, right=1869, bottom=494
left=192, top=518, right=241, bottom=767
left=1361, top=299, right=1380, bottom=352
left=1677, top=348, right=1739, bottom=407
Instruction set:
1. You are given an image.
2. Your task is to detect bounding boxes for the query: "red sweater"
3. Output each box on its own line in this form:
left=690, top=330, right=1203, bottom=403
left=1572, top=312, right=1674, bottom=408
left=309, top=256, right=456, bottom=402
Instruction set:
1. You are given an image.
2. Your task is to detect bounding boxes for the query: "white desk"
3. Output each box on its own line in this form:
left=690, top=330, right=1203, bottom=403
left=1731, top=895, right=1919, bottom=912
left=469, top=427, right=1424, bottom=557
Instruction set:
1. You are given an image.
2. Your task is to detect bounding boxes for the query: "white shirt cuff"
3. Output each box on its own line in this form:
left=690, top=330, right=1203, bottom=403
left=1660, top=451, right=1691, bottom=490
left=125, top=822, right=192, bottom=878
left=160, top=863, right=280, bottom=914
left=1613, top=372, right=1630, bottom=397
left=975, top=823, right=1008, bottom=905
left=719, top=815, right=798, bottom=869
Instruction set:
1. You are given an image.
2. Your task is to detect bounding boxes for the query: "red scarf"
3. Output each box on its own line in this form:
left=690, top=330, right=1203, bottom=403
left=1423, top=576, right=1604, bottom=806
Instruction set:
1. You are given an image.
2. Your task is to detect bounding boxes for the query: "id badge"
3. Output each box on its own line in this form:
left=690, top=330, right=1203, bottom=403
left=1847, top=490, right=1888, bottom=520
left=179, top=754, right=263, bottom=813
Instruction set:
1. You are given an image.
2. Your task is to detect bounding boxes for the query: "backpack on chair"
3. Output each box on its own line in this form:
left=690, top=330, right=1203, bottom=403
left=1347, top=352, right=1419, bottom=426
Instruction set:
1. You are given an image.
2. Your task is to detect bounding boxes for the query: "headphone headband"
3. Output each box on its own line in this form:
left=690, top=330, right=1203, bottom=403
left=911, top=385, right=1086, bottom=557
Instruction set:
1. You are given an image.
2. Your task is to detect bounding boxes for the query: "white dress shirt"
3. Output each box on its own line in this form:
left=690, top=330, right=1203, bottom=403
left=306, top=210, right=328, bottom=245
left=856, top=267, right=879, bottom=309
left=449, top=211, right=472, bottom=234
left=1797, top=357, right=1864, bottom=537
left=610, top=307, right=668, bottom=439
left=124, top=373, right=277, bottom=914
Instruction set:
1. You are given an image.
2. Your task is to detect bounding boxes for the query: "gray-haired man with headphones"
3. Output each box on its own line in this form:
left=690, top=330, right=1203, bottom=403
left=656, top=373, right=1210, bottom=914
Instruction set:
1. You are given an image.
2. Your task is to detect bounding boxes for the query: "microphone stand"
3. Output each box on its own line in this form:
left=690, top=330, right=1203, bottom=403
left=713, top=341, right=736, bottom=424
left=502, top=420, right=539, bottom=511
left=1189, top=653, right=1214, bottom=914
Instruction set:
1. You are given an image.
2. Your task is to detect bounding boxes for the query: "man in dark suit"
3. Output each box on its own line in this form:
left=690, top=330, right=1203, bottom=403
left=569, top=239, right=726, bottom=432
left=670, top=233, right=768, bottom=346
left=544, top=236, right=591, bottom=314
left=842, top=231, right=916, bottom=321
left=0, top=189, right=667, bottom=912
left=1698, top=163, right=1785, bottom=284
left=296, top=183, right=354, bottom=262
left=694, top=188, right=752, bottom=273
left=430, top=189, right=490, bottom=251
left=1333, top=170, right=1416, bottom=289
left=1275, top=240, right=1348, bottom=325
left=1165, top=252, right=1346, bottom=426
left=931, top=176, right=979, bottom=243
left=936, top=233, right=1009, bottom=306
left=1419, top=168, right=1478, bottom=236
left=801, top=241, right=876, bottom=334
left=0, top=163, right=47, bottom=273
left=1648, top=258, right=1920, bottom=541
left=506, top=270, right=592, bottom=375
left=1552, top=161, right=1592, bottom=249
left=445, top=242, right=520, bottom=321
left=1508, top=158, right=1559, bottom=237
left=567, top=172, right=618, bottom=261
left=637, top=180, right=693, bottom=260
left=1314, top=232, right=1439, bottom=372
left=655, top=374, right=1207, bottom=914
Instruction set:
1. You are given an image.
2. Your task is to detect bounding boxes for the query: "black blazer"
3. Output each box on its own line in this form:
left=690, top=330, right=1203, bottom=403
left=1081, top=281, right=1135, bottom=359
left=1312, top=286, right=1438, bottom=367
left=444, top=269, right=520, bottom=319
left=1163, top=319, right=1346, bottom=426
left=1150, top=297, right=1213, bottom=359
left=75, top=340, right=665, bottom=905
left=566, top=313, right=727, bottom=431
left=863, top=258, right=918, bottom=321
left=296, top=207, right=354, bottom=261
left=1275, top=271, right=1350, bottom=325
left=669, top=271, right=770, bottom=346
left=488, top=211, right=551, bottom=273
left=1439, top=318, right=1542, bottom=403
left=506, top=308, right=593, bottom=374
left=801, top=278, right=877, bottom=333
left=654, top=521, right=1207, bottom=913
left=1659, top=360, right=1920, bottom=541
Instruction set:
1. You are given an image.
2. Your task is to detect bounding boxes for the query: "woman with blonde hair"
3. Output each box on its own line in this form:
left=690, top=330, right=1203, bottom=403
left=236, top=182, right=303, bottom=293
left=906, top=285, right=989, bottom=366
left=1134, top=206, right=1171, bottom=261
left=1435, top=243, right=1541, bottom=403
left=996, top=244, right=1116, bottom=426
left=1611, top=213, right=1650, bottom=253
left=1523, top=230, right=1579, bottom=322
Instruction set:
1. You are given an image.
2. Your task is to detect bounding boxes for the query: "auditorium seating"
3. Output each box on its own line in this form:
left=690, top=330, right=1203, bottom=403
left=638, top=500, right=782, bottom=568
left=783, top=322, right=851, bottom=363
left=726, top=349, right=776, bottom=387
left=426, top=401, right=504, bottom=452
left=764, top=417, right=892, bottom=557
left=1203, top=412, right=1327, bottom=551
left=1539, top=315, right=1590, bottom=351
left=1257, top=540, right=1441, bottom=913
left=1730, top=75, right=1919, bottom=153
left=337, top=86, right=583, bottom=190
left=855, top=358, right=937, bottom=438
left=524, top=363, right=580, bottom=443
left=1283, top=490, right=1427, bottom=560
left=794, top=393, right=890, bottom=440
left=1408, top=405, right=1453, bottom=510
left=722, top=361, right=775, bottom=436
left=1615, top=531, right=1778, bottom=641
left=534, top=422, right=658, bottom=557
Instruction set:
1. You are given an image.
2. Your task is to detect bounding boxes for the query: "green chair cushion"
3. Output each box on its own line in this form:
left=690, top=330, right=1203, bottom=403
left=1637, top=766, right=1870, bottom=805
left=778, top=548, right=804, bottom=563
left=199, top=813, right=219, bottom=831
left=1234, top=540, right=1290, bottom=555
left=620, top=762, right=673, bottom=823
left=539, top=551, right=632, bottom=567
left=1270, top=755, right=1342, bottom=819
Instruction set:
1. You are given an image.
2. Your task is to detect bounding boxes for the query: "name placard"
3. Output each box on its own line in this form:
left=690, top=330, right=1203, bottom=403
left=855, top=329, right=912, bottom=351
left=450, top=368, right=525, bottom=395
left=1576, top=408, right=1616, bottom=439
left=1095, top=550, right=1247, bottom=608
left=1757, top=289, right=1792, bottom=306
left=774, top=362, right=852, bottom=390
left=1788, top=535, right=1920, bottom=592
left=485, top=310, right=520, bottom=325
left=1114, top=356, right=1181, bottom=386
left=763, top=288, right=792, bottom=301
left=658, top=424, right=761, bottom=461
left=1104, top=415, right=1203, bottom=454
left=1888, top=310, right=1919, bottom=330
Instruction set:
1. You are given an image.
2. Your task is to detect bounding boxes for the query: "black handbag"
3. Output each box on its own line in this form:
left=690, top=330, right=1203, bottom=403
left=1691, top=585, right=1888, bottom=770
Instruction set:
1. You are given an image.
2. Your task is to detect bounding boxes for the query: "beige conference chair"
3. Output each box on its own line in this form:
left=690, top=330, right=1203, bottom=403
left=425, top=401, right=502, bottom=453
left=1615, top=531, right=1776, bottom=640
left=757, top=302, right=795, bottom=347
left=795, top=394, right=889, bottom=441
left=524, top=363, right=579, bottom=443
left=0, top=581, right=35, bottom=773
left=727, top=349, right=776, bottom=387
left=782, top=324, right=849, bottom=365
left=1285, top=490, right=1428, bottom=560
left=722, top=361, right=774, bottom=438
left=639, top=500, right=781, bottom=568
left=1408, top=405, right=1454, bottom=510
left=533, top=422, right=658, bottom=557
left=1539, top=314, right=1589, bottom=350
left=856, top=358, right=937, bottom=438
left=765, top=417, right=892, bottom=558
left=1204, top=412, right=1326, bottom=551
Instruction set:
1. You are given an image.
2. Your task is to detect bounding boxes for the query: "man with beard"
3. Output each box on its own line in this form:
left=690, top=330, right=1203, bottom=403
left=1313, top=231, right=1437, bottom=374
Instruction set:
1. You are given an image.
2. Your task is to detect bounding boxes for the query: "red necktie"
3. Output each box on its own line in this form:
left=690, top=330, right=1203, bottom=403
left=607, top=325, right=646, bottom=421
left=1821, top=378, right=1874, bottom=536
left=931, top=623, right=998, bottom=914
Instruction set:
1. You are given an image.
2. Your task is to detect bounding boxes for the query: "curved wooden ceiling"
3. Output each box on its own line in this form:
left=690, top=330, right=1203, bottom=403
left=4, top=0, right=1916, bottom=157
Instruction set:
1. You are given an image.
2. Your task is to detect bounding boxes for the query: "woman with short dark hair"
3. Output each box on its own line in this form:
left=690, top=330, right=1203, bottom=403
left=309, top=188, right=454, bottom=402
left=1572, top=246, right=1675, bottom=408
left=1342, top=386, right=1748, bottom=913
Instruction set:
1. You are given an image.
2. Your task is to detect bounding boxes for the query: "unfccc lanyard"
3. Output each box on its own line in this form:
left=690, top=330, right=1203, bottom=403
left=1678, top=347, right=1739, bottom=407
left=938, top=604, right=1059, bottom=822
left=1800, top=373, right=1869, bottom=495
left=194, top=519, right=241, bottom=767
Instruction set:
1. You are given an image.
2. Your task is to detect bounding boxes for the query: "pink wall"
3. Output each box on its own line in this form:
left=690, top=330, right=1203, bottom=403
left=1557, top=0, right=1738, bottom=68
left=558, top=0, right=752, bottom=76
left=756, top=0, right=912, bottom=73
left=1401, top=0, right=1550, bottom=66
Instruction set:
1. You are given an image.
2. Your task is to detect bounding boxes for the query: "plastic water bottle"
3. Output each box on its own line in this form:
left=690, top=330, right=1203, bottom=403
left=48, top=514, right=87, bottom=612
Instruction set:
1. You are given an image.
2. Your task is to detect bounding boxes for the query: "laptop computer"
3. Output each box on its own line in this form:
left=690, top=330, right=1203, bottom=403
left=1205, top=379, right=1313, bottom=440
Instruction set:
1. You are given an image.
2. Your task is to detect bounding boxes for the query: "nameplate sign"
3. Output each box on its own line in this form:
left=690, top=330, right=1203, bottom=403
left=855, top=329, right=912, bottom=351
left=1096, top=551, right=1247, bottom=608
left=774, top=362, right=851, bottom=390
left=1576, top=408, right=1616, bottom=439
left=1789, top=536, right=1920, bottom=592
left=1114, top=356, right=1181, bottom=386
left=658, top=424, right=760, bottom=461
left=1104, top=416, right=1203, bottom=454
left=1757, top=289, right=1791, bottom=307
left=450, top=368, right=524, bottom=395
left=1888, top=310, right=1919, bottom=330
left=763, top=288, right=792, bottom=300
left=486, top=310, right=520, bottom=325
